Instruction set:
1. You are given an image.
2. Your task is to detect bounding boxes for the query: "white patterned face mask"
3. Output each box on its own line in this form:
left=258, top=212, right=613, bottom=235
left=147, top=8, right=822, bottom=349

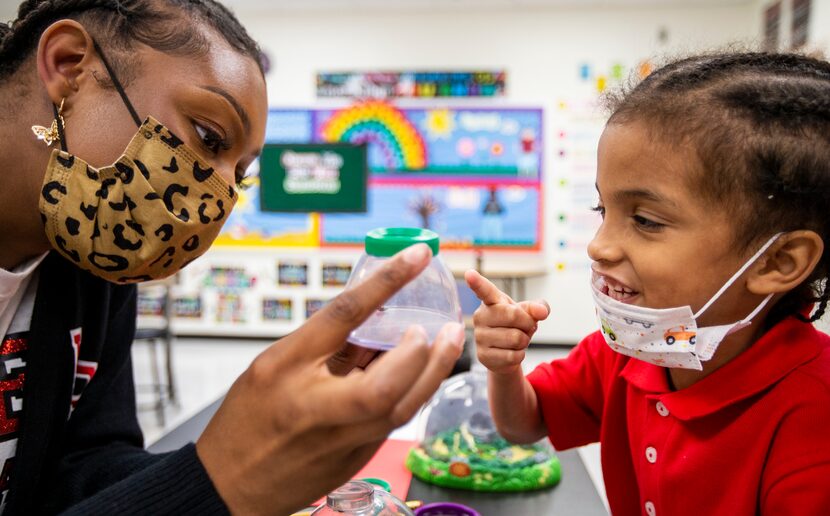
left=590, top=234, right=782, bottom=370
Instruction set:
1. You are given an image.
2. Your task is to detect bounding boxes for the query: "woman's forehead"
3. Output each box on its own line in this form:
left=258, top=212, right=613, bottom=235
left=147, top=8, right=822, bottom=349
left=136, top=30, right=267, bottom=136
left=138, top=29, right=264, bottom=100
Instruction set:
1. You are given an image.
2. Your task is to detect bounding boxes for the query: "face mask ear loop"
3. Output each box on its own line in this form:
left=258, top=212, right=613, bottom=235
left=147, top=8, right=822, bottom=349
left=91, top=39, right=142, bottom=128
left=692, top=232, right=785, bottom=320
left=738, top=293, right=776, bottom=326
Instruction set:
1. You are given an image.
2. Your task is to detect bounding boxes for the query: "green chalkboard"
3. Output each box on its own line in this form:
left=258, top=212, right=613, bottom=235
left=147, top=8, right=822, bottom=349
left=259, top=143, right=367, bottom=213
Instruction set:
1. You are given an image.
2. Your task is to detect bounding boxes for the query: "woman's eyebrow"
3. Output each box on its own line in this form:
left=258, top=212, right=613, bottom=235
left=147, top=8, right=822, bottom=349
left=199, top=85, right=250, bottom=133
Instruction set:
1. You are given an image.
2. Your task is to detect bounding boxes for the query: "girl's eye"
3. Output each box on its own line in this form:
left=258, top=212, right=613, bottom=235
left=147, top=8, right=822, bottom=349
left=632, top=214, right=664, bottom=231
left=590, top=204, right=606, bottom=218
left=194, top=123, right=228, bottom=155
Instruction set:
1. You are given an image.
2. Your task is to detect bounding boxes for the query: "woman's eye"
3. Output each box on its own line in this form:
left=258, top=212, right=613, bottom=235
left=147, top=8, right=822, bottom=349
left=590, top=204, right=606, bottom=219
left=194, top=123, right=227, bottom=154
left=632, top=214, right=664, bottom=230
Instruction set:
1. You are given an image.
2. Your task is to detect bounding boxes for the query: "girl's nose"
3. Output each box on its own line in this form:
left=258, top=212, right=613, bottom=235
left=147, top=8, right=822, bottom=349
left=587, top=223, right=624, bottom=264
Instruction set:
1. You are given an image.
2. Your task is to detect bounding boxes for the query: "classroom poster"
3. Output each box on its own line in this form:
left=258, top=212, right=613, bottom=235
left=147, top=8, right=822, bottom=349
left=215, top=103, right=544, bottom=250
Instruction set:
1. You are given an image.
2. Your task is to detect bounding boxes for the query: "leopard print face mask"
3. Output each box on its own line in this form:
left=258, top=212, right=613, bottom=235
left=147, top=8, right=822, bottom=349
left=39, top=117, right=236, bottom=284
left=36, top=39, right=237, bottom=284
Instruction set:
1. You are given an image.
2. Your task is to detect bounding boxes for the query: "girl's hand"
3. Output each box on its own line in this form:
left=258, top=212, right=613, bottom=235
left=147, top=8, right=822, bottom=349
left=465, top=270, right=550, bottom=375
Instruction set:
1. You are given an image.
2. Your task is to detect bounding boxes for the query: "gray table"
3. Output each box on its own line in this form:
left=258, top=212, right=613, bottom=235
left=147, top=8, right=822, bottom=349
left=149, top=398, right=608, bottom=516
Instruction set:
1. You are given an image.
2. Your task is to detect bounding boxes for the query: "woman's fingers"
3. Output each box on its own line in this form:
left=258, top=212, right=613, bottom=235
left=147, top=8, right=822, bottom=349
left=310, top=325, right=432, bottom=425
left=285, top=243, right=433, bottom=361
left=321, top=323, right=466, bottom=445
left=309, top=322, right=464, bottom=429
left=326, top=343, right=380, bottom=376
left=386, top=322, right=465, bottom=427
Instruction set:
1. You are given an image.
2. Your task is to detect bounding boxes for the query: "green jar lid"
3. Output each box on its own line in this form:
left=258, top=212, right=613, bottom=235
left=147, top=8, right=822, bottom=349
left=365, top=227, right=440, bottom=257
left=359, top=477, right=392, bottom=492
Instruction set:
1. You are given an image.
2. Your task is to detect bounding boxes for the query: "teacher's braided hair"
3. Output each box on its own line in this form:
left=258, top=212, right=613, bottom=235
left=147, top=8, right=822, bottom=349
left=607, top=51, right=830, bottom=326
left=0, top=0, right=262, bottom=83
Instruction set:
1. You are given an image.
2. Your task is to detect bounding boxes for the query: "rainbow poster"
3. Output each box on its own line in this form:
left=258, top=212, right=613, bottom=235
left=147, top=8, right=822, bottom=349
left=314, top=103, right=543, bottom=181
left=318, top=101, right=427, bottom=170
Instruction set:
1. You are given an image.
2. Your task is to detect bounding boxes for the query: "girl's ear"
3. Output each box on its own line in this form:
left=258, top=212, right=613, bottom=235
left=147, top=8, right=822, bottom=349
left=748, top=231, right=824, bottom=295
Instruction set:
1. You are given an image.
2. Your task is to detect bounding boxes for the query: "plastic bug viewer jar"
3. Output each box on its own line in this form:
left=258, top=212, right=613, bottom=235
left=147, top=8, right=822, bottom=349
left=309, top=480, right=413, bottom=515
left=345, top=228, right=462, bottom=351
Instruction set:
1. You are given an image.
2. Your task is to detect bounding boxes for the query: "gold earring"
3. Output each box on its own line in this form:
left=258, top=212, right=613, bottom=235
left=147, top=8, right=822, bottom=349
left=31, top=98, right=66, bottom=146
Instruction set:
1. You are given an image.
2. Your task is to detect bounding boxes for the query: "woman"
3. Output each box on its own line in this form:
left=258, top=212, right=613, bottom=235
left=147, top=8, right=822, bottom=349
left=0, top=1, right=464, bottom=514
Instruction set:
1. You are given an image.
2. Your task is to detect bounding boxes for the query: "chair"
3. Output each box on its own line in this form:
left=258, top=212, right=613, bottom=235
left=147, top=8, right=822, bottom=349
left=134, top=279, right=176, bottom=426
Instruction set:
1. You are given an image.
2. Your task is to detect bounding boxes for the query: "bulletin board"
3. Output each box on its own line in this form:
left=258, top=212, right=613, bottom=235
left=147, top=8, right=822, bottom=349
left=213, top=110, right=321, bottom=248
left=214, top=103, right=544, bottom=251
left=321, top=182, right=540, bottom=249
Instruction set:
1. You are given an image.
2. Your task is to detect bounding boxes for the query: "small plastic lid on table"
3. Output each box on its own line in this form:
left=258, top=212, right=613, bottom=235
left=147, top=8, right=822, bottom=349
left=414, top=502, right=481, bottom=516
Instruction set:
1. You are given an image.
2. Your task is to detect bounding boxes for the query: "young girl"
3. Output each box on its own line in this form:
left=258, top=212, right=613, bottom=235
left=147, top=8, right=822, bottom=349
left=467, top=52, right=830, bottom=515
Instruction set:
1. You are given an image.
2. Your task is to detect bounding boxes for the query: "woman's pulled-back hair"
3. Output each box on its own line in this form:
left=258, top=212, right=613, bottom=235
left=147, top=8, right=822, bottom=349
left=0, top=0, right=263, bottom=83
left=606, top=51, right=830, bottom=325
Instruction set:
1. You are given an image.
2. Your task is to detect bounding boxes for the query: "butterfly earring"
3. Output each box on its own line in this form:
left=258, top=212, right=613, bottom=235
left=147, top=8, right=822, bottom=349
left=31, top=98, right=66, bottom=146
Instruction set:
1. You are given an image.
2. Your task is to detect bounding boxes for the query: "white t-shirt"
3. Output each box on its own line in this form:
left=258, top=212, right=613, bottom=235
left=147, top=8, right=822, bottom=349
left=0, top=253, right=46, bottom=512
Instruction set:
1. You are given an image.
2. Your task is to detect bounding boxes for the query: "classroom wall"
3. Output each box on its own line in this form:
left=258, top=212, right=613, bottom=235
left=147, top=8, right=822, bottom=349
left=231, top=2, right=759, bottom=343
left=806, top=0, right=830, bottom=55
left=752, top=0, right=829, bottom=54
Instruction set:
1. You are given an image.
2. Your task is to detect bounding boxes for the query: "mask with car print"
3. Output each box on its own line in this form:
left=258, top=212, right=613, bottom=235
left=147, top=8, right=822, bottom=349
left=590, top=233, right=782, bottom=370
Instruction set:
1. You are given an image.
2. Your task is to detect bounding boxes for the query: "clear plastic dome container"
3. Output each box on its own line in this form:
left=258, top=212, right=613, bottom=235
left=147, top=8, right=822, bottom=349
left=346, top=228, right=462, bottom=351
left=310, top=480, right=414, bottom=516
left=405, top=368, right=561, bottom=492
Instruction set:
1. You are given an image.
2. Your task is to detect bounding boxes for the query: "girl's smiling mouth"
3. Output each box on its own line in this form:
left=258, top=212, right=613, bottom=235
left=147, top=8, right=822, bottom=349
left=592, top=271, right=641, bottom=304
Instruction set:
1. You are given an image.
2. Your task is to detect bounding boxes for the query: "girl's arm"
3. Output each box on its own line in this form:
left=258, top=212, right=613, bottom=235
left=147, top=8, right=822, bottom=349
left=466, top=270, right=550, bottom=444
left=489, top=368, right=546, bottom=443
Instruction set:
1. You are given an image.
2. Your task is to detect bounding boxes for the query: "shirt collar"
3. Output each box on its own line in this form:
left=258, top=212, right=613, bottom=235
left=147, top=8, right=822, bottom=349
left=620, top=316, right=827, bottom=421
left=0, top=252, right=48, bottom=301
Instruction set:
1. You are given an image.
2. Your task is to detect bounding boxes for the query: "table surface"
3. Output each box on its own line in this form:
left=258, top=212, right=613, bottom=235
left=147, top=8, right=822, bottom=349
left=149, top=397, right=608, bottom=516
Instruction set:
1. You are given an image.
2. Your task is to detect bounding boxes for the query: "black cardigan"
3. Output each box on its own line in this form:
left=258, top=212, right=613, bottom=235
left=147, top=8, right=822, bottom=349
left=4, top=252, right=228, bottom=515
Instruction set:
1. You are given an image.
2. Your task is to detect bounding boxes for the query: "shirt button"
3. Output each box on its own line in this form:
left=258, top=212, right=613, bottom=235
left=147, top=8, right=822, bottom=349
left=655, top=401, right=669, bottom=417
left=646, top=446, right=657, bottom=463
left=645, top=501, right=656, bottom=516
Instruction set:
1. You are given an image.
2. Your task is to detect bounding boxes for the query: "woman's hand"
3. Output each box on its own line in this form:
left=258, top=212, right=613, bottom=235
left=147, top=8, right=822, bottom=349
left=196, top=244, right=466, bottom=515
left=465, top=270, right=550, bottom=375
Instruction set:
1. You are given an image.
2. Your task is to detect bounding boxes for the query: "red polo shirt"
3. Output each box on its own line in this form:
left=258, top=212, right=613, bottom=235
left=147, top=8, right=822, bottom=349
left=527, top=317, right=830, bottom=515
